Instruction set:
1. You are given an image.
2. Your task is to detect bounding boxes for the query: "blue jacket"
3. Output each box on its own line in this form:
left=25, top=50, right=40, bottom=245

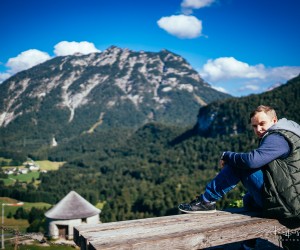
left=222, top=118, right=300, bottom=219
left=221, top=119, right=296, bottom=169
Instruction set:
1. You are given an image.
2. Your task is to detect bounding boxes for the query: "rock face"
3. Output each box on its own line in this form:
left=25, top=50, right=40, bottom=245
left=0, top=46, right=230, bottom=150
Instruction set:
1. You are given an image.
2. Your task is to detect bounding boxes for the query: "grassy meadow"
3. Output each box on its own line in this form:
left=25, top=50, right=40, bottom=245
left=0, top=198, right=76, bottom=250
left=35, top=160, right=65, bottom=171
left=0, top=197, right=51, bottom=232
left=0, top=159, right=65, bottom=186
left=1, top=160, right=74, bottom=249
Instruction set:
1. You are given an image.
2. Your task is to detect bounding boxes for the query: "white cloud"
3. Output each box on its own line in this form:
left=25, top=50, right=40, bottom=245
left=157, top=15, right=202, bottom=39
left=54, top=41, right=100, bottom=56
left=181, top=0, right=215, bottom=14
left=241, top=84, right=260, bottom=91
left=0, top=41, right=101, bottom=83
left=0, top=72, right=11, bottom=83
left=181, top=0, right=215, bottom=9
left=211, top=85, right=228, bottom=93
left=200, top=57, right=300, bottom=83
left=199, top=56, right=300, bottom=96
left=268, top=66, right=300, bottom=81
left=266, top=83, right=282, bottom=91
left=200, top=57, right=267, bottom=81
left=6, top=49, right=51, bottom=74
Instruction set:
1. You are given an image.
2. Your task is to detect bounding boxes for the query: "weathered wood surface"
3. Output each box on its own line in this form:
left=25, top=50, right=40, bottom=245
left=74, top=210, right=300, bottom=250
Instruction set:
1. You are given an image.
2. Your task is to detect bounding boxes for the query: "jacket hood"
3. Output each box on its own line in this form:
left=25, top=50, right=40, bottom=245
left=268, top=118, right=300, bottom=137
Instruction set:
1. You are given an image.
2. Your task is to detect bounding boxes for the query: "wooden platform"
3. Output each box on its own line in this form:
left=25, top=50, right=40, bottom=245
left=74, top=210, right=300, bottom=250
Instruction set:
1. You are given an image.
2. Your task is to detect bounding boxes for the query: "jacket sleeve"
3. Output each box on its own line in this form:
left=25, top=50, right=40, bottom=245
left=221, top=133, right=290, bottom=169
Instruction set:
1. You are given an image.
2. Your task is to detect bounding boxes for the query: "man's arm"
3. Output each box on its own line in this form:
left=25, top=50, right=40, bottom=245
left=221, top=133, right=290, bottom=169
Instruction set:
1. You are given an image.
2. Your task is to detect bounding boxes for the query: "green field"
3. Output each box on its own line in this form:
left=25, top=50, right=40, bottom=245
left=35, top=160, right=65, bottom=171
left=9, top=171, right=40, bottom=182
left=96, top=201, right=106, bottom=210
left=1, top=161, right=72, bottom=249
left=0, top=157, right=12, bottom=164
left=0, top=197, right=52, bottom=233
left=1, top=198, right=75, bottom=250
left=1, top=171, right=40, bottom=186
left=0, top=159, right=65, bottom=171
left=2, top=178, right=15, bottom=185
left=0, top=160, right=65, bottom=186
left=0, top=197, right=51, bottom=217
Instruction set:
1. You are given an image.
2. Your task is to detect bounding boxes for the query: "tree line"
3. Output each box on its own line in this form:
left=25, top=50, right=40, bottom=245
left=0, top=74, right=299, bottom=224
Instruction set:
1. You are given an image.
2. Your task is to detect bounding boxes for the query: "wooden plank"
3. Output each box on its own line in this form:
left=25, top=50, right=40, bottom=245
left=75, top=210, right=254, bottom=236
left=74, top=211, right=247, bottom=246
left=74, top=211, right=300, bottom=250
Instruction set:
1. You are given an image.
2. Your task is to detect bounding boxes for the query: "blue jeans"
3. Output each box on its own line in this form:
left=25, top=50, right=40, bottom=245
left=203, top=164, right=264, bottom=209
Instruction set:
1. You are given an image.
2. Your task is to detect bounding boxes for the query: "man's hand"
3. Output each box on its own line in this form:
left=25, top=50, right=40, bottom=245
left=220, top=160, right=225, bottom=168
left=220, top=152, right=226, bottom=168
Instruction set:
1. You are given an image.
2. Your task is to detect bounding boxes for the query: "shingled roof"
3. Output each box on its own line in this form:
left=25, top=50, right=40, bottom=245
left=45, top=191, right=100, bottom=220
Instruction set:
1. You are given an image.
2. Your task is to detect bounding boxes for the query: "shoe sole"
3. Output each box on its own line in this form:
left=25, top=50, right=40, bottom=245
left=178, top=207, right=217, bottom=214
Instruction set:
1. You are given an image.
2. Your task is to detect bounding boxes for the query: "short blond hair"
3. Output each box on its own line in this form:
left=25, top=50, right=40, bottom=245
left=249, top=105, right=277, bottom=123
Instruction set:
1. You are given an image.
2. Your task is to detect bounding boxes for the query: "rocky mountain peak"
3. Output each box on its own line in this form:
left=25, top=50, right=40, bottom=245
left=0, top=46, right=230, bottom=149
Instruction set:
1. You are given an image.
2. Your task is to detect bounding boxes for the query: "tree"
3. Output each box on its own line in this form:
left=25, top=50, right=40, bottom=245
left=13, top=207, right=28, bottom=220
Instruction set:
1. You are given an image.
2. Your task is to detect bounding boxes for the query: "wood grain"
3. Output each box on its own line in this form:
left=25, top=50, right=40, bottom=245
left=74, top=210, right=300, bottom=250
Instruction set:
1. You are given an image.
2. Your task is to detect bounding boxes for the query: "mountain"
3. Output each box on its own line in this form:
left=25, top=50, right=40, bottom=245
left=1, top=67, right=299, bottom=222
left=0, top=46, right=230, bottom=154
left=196, top=74, right=300, bottom=137
left=15, top=74, right=300, bottom=220
left=49, top=74, right=300, bottom=163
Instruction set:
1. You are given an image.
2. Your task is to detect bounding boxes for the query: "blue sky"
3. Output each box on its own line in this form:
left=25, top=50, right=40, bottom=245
left=1, top=0, right=300, bottom=96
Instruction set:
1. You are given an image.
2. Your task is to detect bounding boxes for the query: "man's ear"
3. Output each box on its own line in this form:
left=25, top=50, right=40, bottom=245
left=273, top=116, right=278, bottom=123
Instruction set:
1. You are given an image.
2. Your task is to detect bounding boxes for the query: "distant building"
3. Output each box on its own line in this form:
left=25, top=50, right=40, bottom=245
left=25, top=161, right=40, bottom=171
left=45, top=190, right=101, bottom=240
left=5, top=170, right=14, bottom=175
left=28, top=165, right=39, bottom=171
left=19, top=169, right=28, bottom=174
left=25, top=162, right=35, bottom=167
left=51, top=137, right=58, bottom=147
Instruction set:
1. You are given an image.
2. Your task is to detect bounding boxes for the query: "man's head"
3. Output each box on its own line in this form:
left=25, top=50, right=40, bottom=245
left=249, top=105, right=278, bottom=138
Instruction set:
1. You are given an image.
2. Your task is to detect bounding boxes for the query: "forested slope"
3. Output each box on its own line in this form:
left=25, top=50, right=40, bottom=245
left=197, top=75, right=300, bottom=137
left=0, top=75, right=299, bottom=222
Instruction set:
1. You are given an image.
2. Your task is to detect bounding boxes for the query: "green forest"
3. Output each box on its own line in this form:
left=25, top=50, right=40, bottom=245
left=0, top=75, right=299, bottom=224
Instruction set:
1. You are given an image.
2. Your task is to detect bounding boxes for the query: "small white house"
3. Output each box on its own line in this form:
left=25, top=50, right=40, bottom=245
left=19, top=169, right=28, bottom=174
left=45, top=191, right=101, bottom=240
left=28, top=165, right=39, bottom=171
left=5, top=170, right=14, bottom=175
left=25, top=162, right=35, bottom=167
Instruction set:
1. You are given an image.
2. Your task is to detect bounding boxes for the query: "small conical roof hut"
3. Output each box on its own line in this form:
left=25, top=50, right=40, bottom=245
left=45, top=190, right=100, bottom=220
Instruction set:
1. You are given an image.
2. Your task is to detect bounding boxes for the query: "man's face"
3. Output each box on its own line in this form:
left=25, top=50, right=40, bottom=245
left=251, top=111, right=277, bottom=138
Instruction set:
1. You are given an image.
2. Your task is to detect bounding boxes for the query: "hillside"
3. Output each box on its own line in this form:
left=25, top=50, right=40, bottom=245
left=197, top=74, right=300, bottom=137
left=47, top=74, right=300, bottom=163
left=0, top=46, right=230, bottom=157
left=1, top=74, right=298, bottom=222
left=0, top=47, right=299, bottom=222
